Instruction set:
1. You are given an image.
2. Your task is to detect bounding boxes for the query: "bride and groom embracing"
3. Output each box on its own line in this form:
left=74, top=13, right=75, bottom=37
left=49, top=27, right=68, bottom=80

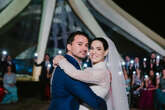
left=48, top=31, right=129, bottom=110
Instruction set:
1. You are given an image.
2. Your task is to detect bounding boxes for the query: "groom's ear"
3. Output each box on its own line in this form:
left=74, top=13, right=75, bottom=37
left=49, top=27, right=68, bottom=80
left=67, top=44, right=71, bottom=52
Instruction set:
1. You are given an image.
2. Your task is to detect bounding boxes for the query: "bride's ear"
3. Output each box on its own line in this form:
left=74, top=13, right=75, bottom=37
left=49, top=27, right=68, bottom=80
left=104, top=50, right=109, bottom=57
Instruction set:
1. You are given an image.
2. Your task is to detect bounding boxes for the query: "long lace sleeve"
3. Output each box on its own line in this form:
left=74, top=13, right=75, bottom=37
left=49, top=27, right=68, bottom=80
left=58, top=59, right=106, bottom=84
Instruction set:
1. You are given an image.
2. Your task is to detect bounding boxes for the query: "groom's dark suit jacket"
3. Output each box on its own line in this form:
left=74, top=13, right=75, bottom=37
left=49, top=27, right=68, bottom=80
left=48, top=54, right=107, bottom=110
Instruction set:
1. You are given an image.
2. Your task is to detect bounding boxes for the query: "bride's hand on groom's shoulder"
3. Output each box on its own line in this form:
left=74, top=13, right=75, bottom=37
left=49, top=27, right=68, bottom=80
left=53, top=55, right=65, bottom=67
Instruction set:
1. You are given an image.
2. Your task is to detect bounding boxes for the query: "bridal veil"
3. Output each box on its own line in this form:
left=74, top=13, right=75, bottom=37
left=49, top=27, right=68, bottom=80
left=104, top=38, right=129, bottom=110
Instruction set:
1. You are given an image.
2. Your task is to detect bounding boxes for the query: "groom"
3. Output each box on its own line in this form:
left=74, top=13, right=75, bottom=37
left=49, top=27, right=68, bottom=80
left=48, top=31, right=107, bottom=110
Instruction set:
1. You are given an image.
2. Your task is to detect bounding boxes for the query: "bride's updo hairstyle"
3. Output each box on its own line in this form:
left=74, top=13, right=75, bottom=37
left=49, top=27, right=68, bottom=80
left=90, top=38, right=109, bottom=51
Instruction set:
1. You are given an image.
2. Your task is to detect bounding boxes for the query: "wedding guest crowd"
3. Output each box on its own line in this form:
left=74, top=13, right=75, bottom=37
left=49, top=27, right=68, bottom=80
left=0, top=49, right=165, bottom=110
left=122, top=52, right=165, bottom=110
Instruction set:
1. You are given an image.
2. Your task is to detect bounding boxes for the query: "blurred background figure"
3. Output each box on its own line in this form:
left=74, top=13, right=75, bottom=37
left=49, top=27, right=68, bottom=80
left=147, top=52, right=157, bottom=72
left=160, top=56, right=165, bottom=69
left=154, top=68, right=165, bottom=110
left=34, top=53, right=53, bottom=100
left=138, top=75, right=157, bottom=110
left=0, top=65, right=18, bottom=104
left=0, top=55, right=16, bottom=77
left=123, top=69, right=131, bottom=106
left=0, top=51, right=8, bottom=77
left=131, top=69, right=143, bottom=108
left=0, top=85, right=6, bottom=102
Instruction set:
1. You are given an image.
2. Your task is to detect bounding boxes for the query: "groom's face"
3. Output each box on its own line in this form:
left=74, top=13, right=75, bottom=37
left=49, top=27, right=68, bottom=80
left=67, top=35, right=88, bottom=60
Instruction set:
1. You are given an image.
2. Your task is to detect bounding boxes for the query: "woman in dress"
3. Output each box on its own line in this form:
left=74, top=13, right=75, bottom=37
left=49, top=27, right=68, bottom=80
left=154, top=68, right=165, bottom=110
left=138, top=76, right=156, bottom=110
left=53, top=37, right=129, bottom=110
left=131, top=69, right=143, bottom=107
left=0, top=65, right=18, bottom=104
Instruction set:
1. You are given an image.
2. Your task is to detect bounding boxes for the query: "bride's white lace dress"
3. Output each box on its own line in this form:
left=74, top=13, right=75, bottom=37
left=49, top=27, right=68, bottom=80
left=58, top=59, right=112, bottom=110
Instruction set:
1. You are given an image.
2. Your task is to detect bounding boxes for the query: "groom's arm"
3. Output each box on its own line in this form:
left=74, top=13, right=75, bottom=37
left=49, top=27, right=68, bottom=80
left=64, top=73, right=107, bottom=110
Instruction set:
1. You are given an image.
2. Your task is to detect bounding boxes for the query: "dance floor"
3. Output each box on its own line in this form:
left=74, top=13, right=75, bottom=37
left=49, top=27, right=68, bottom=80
left=0, top=97, right=139, bottom=110
left=0, top=81, right=141, bottom=110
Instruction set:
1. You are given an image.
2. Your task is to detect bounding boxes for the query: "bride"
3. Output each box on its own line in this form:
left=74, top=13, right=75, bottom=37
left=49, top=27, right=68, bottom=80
left=53, top=37, right=129, bottom=110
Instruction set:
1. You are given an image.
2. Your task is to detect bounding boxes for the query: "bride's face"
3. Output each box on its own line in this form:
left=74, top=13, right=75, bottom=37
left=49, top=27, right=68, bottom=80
left=89, top=40, right=108, bottom=64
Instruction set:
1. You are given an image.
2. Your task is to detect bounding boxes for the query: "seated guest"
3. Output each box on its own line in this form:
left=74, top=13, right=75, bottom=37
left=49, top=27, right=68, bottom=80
left=154, top=68, right=165, bottom=110
left=0, top=85, right=6, bottom=102
left=0, top=66, right=18, bottom=104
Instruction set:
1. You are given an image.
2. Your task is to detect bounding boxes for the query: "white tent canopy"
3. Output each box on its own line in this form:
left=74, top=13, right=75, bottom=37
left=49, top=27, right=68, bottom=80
left=0, top=0, right=164, bottom=81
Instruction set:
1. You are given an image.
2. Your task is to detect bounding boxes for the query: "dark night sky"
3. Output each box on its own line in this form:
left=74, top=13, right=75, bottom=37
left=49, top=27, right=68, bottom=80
left=113, top=0, right=165, bottom=39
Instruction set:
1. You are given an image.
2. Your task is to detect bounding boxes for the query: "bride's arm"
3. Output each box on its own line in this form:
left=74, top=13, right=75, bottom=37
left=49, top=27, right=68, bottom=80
left=59, top=59, right=106, bottom=84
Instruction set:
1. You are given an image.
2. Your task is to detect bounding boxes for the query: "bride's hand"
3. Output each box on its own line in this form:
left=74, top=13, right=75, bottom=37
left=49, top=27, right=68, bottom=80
left=53, top=55, right=64, bottom=67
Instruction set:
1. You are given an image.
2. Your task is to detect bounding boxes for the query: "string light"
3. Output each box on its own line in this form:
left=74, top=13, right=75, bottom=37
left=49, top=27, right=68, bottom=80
left=143, top=58, right=147, bottom=62
left=48, top=64, right=51, bottom=68
left=83, top=63, right=88, bottom=68
left=156, top=55, right=160, bottom=59
left=130, top=60, right=134, bottom=64
left=34, top=53, right=38, bottom=57
left=144, top=75, right=149, bottom=79
left=2, top=50, right=7, bottom=55
left=58, top=50, right=62, bottom=55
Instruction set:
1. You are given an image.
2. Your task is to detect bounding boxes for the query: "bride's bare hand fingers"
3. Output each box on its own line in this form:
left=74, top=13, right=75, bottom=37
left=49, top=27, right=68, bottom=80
left=53, top=55, right=64, bottom=65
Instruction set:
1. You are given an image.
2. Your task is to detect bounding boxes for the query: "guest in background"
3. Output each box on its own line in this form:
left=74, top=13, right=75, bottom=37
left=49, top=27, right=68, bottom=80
left=34, top=53, right=53, bottom=100
left=0, top=55, right=16, bottom=77
left=132, top=57, right=142, bottom=73
left=123, top=69, right=131, bottom=106
left=124, top=56, right=131, bottom=76
left=0, top=54, right=7, bottom=77
left=131, top=69, right=143, bottom=108
left=138, top=75, right=157, bottom=110
left=147, top=52, right=157, bottom=72
left=155, top=55, right=161, bottom=73
left=142, top=57, right=148, bottom=75
left=0, top=65, right=18, bottom=104
left=154, top=68, right=165, bottom=110
left=160, top=56, right=165, bottom=69
left=0, top=85, right=6, bottom=102
left=148, top=69, right=157, bottom=86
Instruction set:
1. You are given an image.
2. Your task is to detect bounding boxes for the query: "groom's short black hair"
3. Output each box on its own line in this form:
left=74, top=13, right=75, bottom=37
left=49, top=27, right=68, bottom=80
left=67, top=31, right=89, bottom=45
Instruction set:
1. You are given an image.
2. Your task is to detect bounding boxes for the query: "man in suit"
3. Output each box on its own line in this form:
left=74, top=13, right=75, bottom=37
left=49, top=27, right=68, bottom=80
left=147, top=52, right=157, bottom=72
left=48, top=31, right=107, bottom=110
